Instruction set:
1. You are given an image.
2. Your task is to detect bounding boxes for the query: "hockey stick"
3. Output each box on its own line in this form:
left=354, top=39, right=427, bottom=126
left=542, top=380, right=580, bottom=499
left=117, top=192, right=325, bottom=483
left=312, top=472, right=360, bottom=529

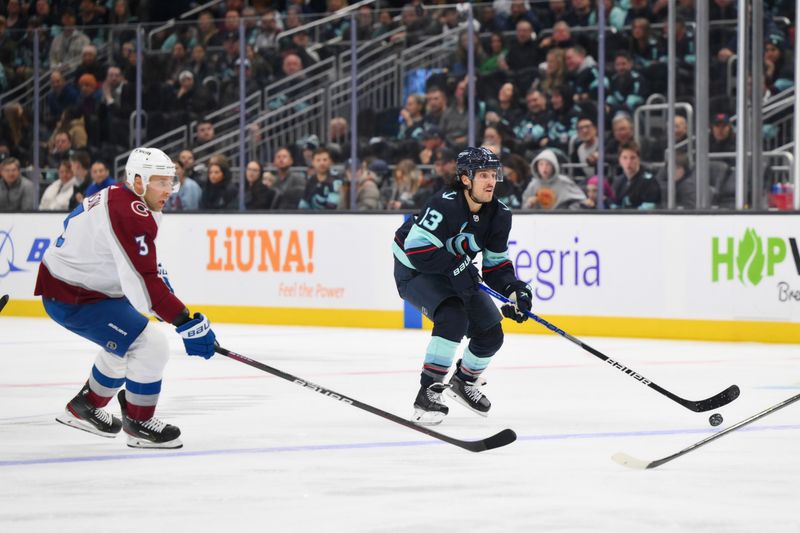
left=613, top=391, right=800, bottom=469
left=479, top=284, right=739, bottom=412
left=214, top=345, right=517, bottom=453
left=0, top=294, right=8, bottom=313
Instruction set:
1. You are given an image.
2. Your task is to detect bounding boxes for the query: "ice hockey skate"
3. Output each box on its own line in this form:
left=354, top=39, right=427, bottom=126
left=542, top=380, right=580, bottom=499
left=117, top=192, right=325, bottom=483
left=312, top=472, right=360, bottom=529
left=412, top=382, right=450, bottom=426
left=447, top=373, right=491, bottom=417
left=56, top=383, right=122, bottom=438
left=118, top=390, right=183, bottom=449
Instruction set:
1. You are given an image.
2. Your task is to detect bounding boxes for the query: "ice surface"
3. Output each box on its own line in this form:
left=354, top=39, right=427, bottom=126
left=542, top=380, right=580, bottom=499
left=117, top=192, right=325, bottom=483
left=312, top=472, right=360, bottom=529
left=1, top=317, right=799, bottom=532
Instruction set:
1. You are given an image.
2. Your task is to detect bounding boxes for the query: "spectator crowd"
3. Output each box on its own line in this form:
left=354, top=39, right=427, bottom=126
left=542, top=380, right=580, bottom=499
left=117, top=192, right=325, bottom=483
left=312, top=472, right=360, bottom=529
left=0, top=0, right=796, bottom=212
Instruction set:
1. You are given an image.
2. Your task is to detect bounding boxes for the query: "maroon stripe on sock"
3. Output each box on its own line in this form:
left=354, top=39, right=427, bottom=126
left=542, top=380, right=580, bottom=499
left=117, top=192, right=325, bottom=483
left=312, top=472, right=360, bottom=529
left=87, top=389, right=112, bottom=408
left=126, top=403, right=156, bottom=421
left=423, top=363, right=449, bottom=375
left=459, top=364, right=482, bottom=377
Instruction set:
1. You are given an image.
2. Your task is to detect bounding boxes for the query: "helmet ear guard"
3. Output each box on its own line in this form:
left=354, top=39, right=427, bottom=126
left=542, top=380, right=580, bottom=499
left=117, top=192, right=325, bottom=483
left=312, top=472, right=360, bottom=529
left=455, top=146, right=504, bottom=186
left=125, top=147, right=179, bottom=197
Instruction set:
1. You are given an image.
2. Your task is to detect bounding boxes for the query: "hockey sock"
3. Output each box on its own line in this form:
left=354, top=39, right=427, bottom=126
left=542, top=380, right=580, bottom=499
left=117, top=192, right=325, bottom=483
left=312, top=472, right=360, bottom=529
left=124, top=324, right=170, bottom=420
left=421, top=336, right=460, bottom=386
left=87, top=350, right=126, bottom=408
left=124, top=378, right=161, bottom=420
left=456, top=347, right=491, bottom=382
left=456, top=323, right=504, bottom=382
left=421, top=299, right=469, bottom=386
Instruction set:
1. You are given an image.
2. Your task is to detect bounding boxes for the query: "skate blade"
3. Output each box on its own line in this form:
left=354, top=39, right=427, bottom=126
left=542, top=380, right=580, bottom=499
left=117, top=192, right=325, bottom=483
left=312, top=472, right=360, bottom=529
left=411, top=408, right=445, bottom=426
left=444, top=390, right=490, bottom=418
left=126, top=435, right=183, bottom=449
left=56, top=412, right=118, bottom=438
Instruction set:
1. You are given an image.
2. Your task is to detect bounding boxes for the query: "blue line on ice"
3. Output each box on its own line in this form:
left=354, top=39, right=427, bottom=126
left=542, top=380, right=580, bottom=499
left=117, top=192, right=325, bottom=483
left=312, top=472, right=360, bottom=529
left=2, top=424, right=799, bottom=468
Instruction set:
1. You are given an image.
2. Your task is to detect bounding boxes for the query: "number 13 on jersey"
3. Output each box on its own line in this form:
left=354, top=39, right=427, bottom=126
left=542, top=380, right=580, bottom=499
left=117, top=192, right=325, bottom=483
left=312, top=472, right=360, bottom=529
left=419, top=208, right=444, bottom=231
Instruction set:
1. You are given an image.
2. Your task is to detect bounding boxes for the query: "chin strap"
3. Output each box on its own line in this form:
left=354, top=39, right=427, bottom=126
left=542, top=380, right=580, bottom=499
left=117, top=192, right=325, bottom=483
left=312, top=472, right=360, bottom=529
left=466, top=184, right=488, bottom=205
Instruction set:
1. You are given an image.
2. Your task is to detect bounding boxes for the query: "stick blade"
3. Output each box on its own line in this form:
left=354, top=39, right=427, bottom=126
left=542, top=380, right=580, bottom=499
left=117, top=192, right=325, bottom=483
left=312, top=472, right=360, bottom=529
left=0, top=294, right=8, bottom=313
left=462, top=428, right=517, bottom=452
left=691, top=384, right=740, bottom=412
left=611, top=452, right=654, bottom=470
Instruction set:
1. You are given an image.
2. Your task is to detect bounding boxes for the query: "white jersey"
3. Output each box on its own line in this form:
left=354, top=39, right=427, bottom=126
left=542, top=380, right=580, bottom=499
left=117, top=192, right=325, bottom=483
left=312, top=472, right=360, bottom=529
left=35, top=185, right=185, bottom=323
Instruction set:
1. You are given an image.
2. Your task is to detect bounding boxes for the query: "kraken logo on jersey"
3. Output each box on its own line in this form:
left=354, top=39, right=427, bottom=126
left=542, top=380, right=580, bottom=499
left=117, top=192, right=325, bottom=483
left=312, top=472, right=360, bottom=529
left=446, top=232, right=480, bottom=257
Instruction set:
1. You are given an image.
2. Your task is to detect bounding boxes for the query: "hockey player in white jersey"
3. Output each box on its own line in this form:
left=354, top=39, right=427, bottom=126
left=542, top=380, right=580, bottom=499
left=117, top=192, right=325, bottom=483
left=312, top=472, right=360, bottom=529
left=34, top=147, right=217, bottom=449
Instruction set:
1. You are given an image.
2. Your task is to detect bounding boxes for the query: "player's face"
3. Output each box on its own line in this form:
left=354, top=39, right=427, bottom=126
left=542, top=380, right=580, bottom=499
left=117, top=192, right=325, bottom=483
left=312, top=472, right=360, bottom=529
left=469, top=169, right=497, bottom=203
left=144, top=174, right=175, bottom=212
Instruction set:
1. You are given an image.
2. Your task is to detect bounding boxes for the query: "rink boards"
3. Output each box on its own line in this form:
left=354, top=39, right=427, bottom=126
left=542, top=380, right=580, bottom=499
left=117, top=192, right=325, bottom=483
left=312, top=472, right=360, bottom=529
left=1, top=211, right=798, bottom=343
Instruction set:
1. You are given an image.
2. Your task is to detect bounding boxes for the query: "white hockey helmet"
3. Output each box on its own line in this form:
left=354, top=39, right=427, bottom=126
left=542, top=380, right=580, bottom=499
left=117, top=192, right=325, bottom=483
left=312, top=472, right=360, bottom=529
left=125, top=147, right=179, bottom=196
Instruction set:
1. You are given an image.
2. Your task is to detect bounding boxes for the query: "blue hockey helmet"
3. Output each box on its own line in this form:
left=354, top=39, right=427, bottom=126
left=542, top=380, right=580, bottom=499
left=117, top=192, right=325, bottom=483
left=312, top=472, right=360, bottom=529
left=455, top=147, right=504, bottom=184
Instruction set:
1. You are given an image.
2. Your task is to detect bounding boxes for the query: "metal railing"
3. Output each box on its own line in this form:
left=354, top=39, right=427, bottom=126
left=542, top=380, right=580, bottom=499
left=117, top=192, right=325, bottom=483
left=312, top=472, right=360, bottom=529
left=707, top=150, right=795, bottom=209
left=113, top=123, right=191, bottom=179
left=250, top=90, right=328, bottom=165
left=147, top=0, right=225, bottom=49
left=633, top=101, right=695, bottom=163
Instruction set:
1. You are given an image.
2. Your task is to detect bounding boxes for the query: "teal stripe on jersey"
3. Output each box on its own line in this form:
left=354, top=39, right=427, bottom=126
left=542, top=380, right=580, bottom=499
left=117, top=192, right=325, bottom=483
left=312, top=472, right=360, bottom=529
left=392, top=241, right=416, bottom=269
left=483, top=247, right=510, bottom=267
left=405, top=224, right=444, bottom=250
left=424, top=336, right=460, bottom=368
left=461, top=346, right=491, bottom=374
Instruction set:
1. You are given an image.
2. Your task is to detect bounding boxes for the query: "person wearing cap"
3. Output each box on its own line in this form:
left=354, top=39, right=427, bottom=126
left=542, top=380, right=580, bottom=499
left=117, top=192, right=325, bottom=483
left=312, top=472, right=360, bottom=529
left=175, top=70, right=213, bottom=123
left=74, top=44, right=105, bottom=84
left=764, top=35, right=793, bottom=92
left=709, top=113, right=735, bottom=153
left=76, top=73, right=102, bottom=144
left=580, top=175, right=616, bottom=209
left=418, top=127, right=445, bottom=165
left=220, top=57, right=260, bottom=105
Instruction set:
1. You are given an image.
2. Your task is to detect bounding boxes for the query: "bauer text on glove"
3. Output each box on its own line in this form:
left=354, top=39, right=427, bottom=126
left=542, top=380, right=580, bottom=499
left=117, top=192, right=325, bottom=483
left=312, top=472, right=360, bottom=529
left=175, top=313, right=216, bottom=359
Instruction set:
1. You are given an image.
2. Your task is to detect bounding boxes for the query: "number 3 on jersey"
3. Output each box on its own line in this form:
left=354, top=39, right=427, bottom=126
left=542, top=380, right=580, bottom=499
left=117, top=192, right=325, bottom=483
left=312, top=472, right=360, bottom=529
left=135, top=235, right=149, bottom=255
left=419, top=208, right=444, bottom=231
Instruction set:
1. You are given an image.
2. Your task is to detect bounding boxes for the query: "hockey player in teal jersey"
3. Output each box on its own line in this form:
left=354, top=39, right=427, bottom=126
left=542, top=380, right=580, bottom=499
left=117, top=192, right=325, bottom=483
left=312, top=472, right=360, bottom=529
left=392, top=147, right=533, bottom=425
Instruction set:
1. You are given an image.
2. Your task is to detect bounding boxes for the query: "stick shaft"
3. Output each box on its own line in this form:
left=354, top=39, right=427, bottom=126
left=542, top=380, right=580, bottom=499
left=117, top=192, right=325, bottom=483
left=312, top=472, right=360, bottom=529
left=479, top=284, right=738, bottom=412
left=215, top=346, right=516, bottom=452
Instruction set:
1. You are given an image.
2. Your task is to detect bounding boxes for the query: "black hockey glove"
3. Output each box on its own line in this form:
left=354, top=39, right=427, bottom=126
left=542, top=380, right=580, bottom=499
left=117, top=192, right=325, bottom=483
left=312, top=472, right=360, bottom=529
left=501, top=281, right=532, bottom=323
left=450, top=256, right=480, bottom=295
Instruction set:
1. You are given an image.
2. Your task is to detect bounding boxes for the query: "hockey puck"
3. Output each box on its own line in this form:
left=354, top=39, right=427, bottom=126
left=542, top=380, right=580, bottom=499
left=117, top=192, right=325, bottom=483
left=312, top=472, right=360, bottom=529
left=709, top=413, right=723, bottom=427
